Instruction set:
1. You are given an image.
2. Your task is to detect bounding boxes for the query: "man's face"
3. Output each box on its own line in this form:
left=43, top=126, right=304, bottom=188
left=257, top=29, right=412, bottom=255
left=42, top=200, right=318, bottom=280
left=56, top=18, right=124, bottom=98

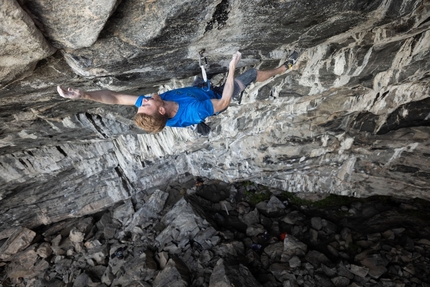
left=137, top=94, right=164, bottom=115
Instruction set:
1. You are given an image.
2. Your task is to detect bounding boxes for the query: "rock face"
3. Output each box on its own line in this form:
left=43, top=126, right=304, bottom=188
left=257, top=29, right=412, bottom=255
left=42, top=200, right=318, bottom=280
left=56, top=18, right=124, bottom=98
left=21, top=0, right=120, bottom=49
left=0, top=0, right=429, bottom=251
left=0, top=0, right=55, bottom=85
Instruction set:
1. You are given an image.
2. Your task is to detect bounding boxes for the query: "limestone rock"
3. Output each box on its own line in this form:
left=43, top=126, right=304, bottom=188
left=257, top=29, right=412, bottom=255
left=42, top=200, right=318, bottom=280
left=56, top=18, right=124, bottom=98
left=0, top=180, right=429, bottom=286
left=360, top=254, right=388, bottom=279
left=0, top=0, right=55, bottom=86
left=349, top=264, right=369, bottom=278
left=155, top=196, right=214, bottom=252
left=112, top=199, right=135, bottom=226
left=127, top=189, right=169, bottom=231
left=282, top=234, right=308, bottom=260
left=209, top=258, right=262, bottom=287
left=0, top=0, right=429, bottom=237
left=6, top=247, right=49, bottom=281
left=69, top=227, right=84, bottom=243
left=153, top=258, right=190, bottom=287
left=36, top=242, right=52, bottom=258
left=0, top=227, right=36, bottom=261
left=23, top=0, right=119, bottom=49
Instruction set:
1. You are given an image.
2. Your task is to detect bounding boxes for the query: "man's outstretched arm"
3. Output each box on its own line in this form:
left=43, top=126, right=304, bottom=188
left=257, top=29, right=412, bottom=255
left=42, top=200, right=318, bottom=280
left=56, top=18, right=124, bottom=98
left=211, top=51, right=242, bottom=113
left=57, top=86, right=138, bottom=106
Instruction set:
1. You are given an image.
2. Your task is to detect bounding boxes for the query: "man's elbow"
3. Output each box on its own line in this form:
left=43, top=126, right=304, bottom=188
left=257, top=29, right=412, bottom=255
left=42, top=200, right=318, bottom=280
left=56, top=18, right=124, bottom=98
left=213, top=99, right=230, bottom=113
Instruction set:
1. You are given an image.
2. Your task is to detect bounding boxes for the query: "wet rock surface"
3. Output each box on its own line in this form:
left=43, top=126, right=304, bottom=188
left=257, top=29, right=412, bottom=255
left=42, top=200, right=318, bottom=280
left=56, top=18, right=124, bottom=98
left=1, top=179, right=429, bottom=287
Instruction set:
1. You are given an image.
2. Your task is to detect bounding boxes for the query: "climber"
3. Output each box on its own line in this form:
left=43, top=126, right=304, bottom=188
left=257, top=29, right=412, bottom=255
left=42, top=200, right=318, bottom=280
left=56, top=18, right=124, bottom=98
left=57, top=51, right=298, bottom=133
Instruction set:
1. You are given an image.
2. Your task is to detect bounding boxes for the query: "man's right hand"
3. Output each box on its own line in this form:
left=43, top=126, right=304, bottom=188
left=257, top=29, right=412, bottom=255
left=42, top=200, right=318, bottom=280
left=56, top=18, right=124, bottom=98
left=57, top=85, right=84, bottom=99
left=229, top=51, right=242, bottom=71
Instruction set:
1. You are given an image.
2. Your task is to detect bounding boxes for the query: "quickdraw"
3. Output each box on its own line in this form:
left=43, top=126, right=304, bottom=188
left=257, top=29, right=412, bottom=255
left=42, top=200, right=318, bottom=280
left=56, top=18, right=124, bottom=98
left=199, top=49, right=211, bottom=91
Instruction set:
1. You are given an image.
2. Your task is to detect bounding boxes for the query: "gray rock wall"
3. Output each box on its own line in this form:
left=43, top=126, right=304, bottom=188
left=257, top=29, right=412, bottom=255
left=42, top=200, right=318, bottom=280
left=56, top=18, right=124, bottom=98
left=0, top=0, right=429, bottom=238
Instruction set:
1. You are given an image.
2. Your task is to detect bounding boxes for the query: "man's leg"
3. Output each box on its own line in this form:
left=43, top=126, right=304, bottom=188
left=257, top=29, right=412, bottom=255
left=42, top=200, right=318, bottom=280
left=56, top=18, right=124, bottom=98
left=255, top=65, right=287, bottom=82
left=233, top=68, right=258, bottom=98
left=232, top=65, right=286, bottom=99
left=256, top=51, right=300, bottom=82
left=218, top=50, right=299, bottom=100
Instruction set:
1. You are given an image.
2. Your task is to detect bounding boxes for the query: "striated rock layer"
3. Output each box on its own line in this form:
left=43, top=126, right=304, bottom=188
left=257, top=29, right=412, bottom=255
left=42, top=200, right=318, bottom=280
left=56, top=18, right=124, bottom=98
left=0, top=0, right=429, bottom=239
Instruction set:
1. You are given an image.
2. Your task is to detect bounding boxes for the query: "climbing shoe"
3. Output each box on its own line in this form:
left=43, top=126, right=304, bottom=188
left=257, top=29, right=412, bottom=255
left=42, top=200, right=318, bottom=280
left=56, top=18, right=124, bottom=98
left=190, top=121, right=211, bottom=136
left=196, top=122, right=211, bottom=136
left=284, top=51, right=299, bottom=69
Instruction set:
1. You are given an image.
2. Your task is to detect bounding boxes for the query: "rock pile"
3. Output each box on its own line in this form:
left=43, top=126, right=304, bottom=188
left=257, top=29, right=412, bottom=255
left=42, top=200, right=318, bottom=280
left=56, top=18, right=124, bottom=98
left=1, top=178, right=429, bottom=287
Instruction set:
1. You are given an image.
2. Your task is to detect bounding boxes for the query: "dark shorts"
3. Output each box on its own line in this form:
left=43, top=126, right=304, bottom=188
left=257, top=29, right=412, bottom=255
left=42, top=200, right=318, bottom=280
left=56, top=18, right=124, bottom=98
left=192, top=68, right=257, bottom=101
left=233, top=68, right=257, bottom=96
left=209, top=68, right=257, bottom=99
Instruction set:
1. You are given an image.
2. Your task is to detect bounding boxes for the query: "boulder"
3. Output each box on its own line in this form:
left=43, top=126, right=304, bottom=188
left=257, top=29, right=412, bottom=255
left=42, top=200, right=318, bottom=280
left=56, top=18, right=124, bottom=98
left=0, top=0, right=55, bottom=86
left=0, top=227, right=36, bottom=261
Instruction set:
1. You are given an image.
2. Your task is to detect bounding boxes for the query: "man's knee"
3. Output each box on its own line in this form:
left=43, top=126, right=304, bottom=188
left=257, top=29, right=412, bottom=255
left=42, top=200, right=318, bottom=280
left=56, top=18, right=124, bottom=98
left=235, top=68, right=257, bottom=88
left=233, top=68, right=257, bottom=96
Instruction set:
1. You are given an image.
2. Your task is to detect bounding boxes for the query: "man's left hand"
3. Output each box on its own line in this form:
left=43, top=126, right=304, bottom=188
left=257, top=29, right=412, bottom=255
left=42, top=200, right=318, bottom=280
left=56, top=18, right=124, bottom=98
left=57, top=85, right=84, bottom=99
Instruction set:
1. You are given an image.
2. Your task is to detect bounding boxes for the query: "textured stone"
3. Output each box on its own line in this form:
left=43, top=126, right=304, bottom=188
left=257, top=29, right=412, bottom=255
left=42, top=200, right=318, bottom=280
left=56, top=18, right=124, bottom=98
left=69, top=227, right=84, bottom=243
left=0, top=0, right=430, bottom=256
left=331, top=276, right=350, bottom=287
left=23, top=0, right=119, bottom=49
left=349, top=264, right=369, bottom=277
left=6, top=248, right=50, bottom=280
left=209, top=258, right=262, bottom=287
left=36, top=242, right=52, bottom=258
left=246, top=224, right=265, bottom=237
left=305, top=250, right=331, bottom=268
left=0, top=0, right=55, bottom=86
left=0, top=179, right=429, bottom=286
left=127, top=189, right=169, bottom=231
left=112, top=199, right=135, bottom=226
left=289, top=256, right=302, bottom=268
left=256, top=195, right=286, bottom=215
left=0, top=227, right=36, bottom=261
left=311, top=217, right=323, bottom=231
left=240, top=208, right=260, bottom=226
left=360, top=255, right=388, bottom=279
left=72, top=273, right=91, bottom=287
left=153, top=258, right=190, bottom=287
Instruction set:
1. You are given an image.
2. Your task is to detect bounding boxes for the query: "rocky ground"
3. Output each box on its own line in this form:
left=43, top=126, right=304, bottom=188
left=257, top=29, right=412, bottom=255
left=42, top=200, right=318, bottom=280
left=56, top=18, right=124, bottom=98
left=1, top=177, right=429, bottom=287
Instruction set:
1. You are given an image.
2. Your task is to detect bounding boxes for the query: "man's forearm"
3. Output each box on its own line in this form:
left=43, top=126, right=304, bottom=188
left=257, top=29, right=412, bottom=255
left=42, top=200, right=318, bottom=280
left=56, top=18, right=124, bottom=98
left=83, top=90, right=124, bottom=105
left=219, top=72, right=235, bottom=107
left=57, top=86, right=139, bottom=106
left=211, top=52, right=241, bottom=113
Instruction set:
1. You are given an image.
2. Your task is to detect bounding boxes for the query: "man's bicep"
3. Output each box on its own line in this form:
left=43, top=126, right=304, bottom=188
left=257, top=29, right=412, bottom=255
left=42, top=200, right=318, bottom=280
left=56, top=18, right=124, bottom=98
left=116, top=93, right=140, bottom=106
left=85, top=90, right=139, bottom=106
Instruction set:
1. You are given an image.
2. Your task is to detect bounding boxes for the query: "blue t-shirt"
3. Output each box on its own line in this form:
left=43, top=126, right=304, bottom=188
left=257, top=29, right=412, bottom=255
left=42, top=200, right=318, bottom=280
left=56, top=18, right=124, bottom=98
left=135, top=87, right=221, bottom=127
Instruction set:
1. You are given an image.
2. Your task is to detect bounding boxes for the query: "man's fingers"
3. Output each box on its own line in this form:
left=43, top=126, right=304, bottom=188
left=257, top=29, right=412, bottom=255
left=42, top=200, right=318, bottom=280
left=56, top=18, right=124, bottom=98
left=230, top=52, right=241, bottom=68
left=232, top=52, right=241, bottom=59
left=57, top=85, right=66, bottom=97
left=234, top=51, right=241, bottom=58
left=57, top=85, right=77, bottom=98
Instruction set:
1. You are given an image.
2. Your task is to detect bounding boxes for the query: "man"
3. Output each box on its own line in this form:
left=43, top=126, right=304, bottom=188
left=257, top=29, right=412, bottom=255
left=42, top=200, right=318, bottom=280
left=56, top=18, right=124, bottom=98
left=57, top=51, right=298, bottom=133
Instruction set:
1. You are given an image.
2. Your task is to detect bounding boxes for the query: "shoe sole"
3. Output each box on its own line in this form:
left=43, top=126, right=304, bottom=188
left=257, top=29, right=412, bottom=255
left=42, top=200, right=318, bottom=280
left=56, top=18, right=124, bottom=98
left=285, top=51, right=299, bottom=69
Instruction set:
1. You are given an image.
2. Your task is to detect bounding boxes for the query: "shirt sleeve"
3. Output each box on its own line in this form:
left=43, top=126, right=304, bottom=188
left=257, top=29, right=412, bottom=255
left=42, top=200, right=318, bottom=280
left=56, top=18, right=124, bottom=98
left=135, top=95, right=152, bottom=107
left=135, top=96, right=144, bottom=107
